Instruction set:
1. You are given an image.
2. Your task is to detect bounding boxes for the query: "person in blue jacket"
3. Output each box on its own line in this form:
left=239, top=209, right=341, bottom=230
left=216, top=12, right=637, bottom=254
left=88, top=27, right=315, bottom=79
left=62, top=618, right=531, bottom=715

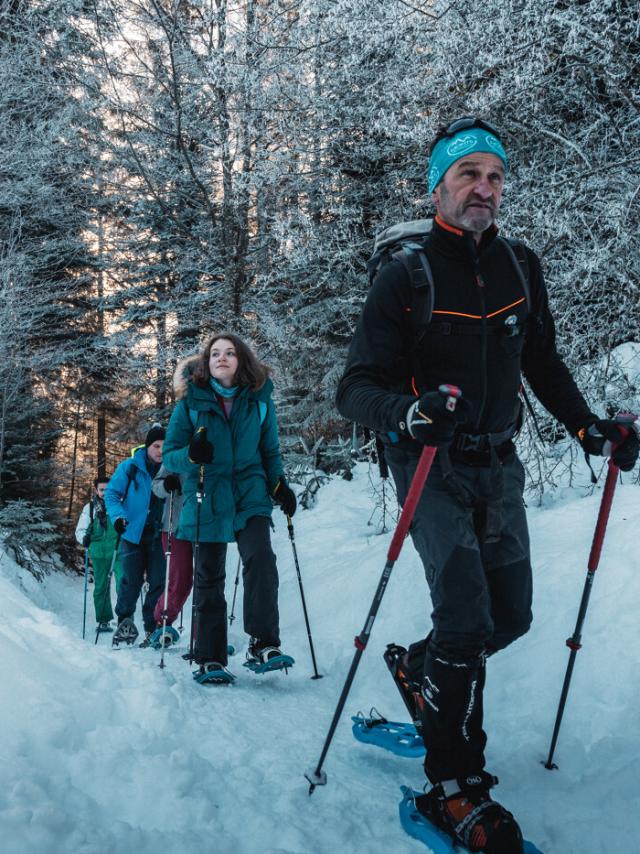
left=163, top=332, right=297, bottom=684
left=105, top=425, right=166, bottom=646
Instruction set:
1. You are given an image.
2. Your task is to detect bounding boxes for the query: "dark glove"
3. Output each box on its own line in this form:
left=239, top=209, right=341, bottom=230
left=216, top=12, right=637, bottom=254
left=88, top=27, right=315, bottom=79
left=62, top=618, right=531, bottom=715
left=163, top=474, right=182, bottom=494
left=405, top=390, right=468, bottom=447
left=113, top=517, right=128, bottom=535
left=82, top=533, right=91, bottom=548
left=273, top=478, right=297, bottom=517
left=579, top=418, right=639, bottom=472
left=189, top=428, right=214, bottom=465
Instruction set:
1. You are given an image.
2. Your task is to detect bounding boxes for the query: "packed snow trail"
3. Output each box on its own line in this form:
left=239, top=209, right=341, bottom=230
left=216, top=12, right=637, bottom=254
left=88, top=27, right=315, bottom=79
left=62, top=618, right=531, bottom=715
left=1, top=463, right=639, bottom=854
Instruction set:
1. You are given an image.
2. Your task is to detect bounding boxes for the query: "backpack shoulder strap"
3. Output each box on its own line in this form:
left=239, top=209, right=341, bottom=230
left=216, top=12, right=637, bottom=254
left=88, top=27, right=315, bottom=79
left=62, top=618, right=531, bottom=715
left=392, top=242, right=435, bottom=338
left=499, top=237, right=531, bottom=312
left=121, top=462, right=137, bottom=503
left=182, top=398, right=199, bottom=431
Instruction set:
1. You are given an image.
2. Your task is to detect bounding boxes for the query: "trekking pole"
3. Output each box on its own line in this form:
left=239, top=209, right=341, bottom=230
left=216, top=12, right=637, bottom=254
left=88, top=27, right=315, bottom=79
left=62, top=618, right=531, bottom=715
left=94, top=534, right=121, bottom=645
left=544, top=415, right=638, bottom=770
left=189, top=445, right=206, bottom=664
left=82, top=548, right=89, bottom=640
left=305, top=384, right=461, bottom=793
left=159, top=491, right=175, bottom=670
left=228, top=554, right=241, bottom=625
left=287, top=516, right=322, bottom=680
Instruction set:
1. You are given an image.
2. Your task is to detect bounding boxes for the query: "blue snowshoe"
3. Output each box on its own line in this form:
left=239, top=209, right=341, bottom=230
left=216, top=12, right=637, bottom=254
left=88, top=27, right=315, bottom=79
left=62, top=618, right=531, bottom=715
left=150, top=625, right=180, bottom=649
left=193, top=662, right=236, bottom=685
left=399, top=783, right=543, bottom=854
left=352, top=710, right=425, bottom=758
left=243, top=640, right=294, bottom=674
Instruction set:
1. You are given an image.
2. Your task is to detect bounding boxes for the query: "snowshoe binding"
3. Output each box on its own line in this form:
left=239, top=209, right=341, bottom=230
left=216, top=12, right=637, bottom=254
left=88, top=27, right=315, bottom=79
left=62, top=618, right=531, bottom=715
left=352, top=709, right=425, bottom=758
left=112, top=618, right=139, bottom=647
left=243, top=638, right=294, bottom=674
left=96, top=622, right=114, bottom=634
left=138, top=631, right=155, bottom=648
left=384, top=643, right=424, bottom=734
left=193, top=662, right=236, bottom=685
left=182, top=643, right=235, bottom=662
left=149, top=625, right=180, bottom=649
left=401, top=773, right=530, bottom=854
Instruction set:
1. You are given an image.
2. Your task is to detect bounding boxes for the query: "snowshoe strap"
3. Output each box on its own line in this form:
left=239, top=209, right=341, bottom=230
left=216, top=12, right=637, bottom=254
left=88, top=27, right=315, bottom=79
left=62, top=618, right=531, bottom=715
left=257, top=646, right=281, bottom=663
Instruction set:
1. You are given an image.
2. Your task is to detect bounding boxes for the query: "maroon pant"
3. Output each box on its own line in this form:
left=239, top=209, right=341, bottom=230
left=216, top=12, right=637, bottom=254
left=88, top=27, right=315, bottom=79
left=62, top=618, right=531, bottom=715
left=153, top=534, right=193, bottom=626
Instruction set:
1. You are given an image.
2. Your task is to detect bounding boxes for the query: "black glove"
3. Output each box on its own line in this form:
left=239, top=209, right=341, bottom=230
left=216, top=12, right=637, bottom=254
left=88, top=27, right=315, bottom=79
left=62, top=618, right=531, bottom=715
left=113, top=517, right=128, bottom=535
left=163, top=474, right=182, bottom=494
left=273, top=478, right=297, bottom=517
left=405, top=390, right=468, bottom=446
left=82, top=533, right=91, bottom=548
left=189, top=428, right=214, bottom=465
left=579, top=418, right=640, bottom=472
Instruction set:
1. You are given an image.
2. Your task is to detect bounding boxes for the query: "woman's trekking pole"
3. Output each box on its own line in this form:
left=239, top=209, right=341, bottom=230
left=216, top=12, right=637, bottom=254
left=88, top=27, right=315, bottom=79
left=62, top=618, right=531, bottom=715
left=159, top=491, right=175, bottom=670
left=228, top=555, right=242, bottom=625
left=189, top=454, right=206, bottom=664
left=287, top=516, right=322, bottom=680
left=305, top=384, right=461, bottom=794
left=94, top=534, right=121, bottom=645
left=82, top=548, right=89, bottom=639
left=544, top=416, right=637, bottom=769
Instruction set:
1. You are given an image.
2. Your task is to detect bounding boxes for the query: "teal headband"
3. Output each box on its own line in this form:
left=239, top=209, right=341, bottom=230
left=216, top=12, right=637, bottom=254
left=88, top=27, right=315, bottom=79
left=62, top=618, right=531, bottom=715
left=428, top=128, right=508, bottom=194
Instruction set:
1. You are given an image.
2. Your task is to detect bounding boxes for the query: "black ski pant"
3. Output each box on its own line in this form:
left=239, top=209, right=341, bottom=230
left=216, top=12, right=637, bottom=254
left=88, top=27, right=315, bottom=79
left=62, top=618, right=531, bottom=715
left=386, top=445, right=532, bottom=784
left=115, top=529, right=165, bottom=633
left=194, top=515, right=280, bottom=666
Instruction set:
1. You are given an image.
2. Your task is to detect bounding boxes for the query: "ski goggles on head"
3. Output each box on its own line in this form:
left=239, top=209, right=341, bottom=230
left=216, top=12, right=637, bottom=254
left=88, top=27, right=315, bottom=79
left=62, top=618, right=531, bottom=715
left=441, top=116, right=502, bottom=141
left=428, top=117, right=508, bottom=194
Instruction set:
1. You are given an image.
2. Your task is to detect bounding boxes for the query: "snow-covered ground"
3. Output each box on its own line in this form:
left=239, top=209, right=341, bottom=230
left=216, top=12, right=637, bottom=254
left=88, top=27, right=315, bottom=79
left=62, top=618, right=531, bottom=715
left=1, top=461, right=639, bottom=854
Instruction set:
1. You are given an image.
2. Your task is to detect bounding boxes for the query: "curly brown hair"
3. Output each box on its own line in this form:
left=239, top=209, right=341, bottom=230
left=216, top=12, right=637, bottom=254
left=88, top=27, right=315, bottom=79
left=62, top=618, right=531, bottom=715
left=191, top=332, right=272, bottom=390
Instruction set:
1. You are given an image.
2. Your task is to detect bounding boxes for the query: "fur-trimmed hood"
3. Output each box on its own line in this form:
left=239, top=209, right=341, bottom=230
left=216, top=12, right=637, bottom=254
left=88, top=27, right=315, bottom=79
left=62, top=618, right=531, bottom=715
left=173, top=355, right=200, bottom=400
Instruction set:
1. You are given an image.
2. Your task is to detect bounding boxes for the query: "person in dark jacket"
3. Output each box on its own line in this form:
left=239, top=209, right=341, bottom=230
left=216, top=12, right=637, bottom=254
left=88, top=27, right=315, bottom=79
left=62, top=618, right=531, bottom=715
left=104, top=425, right=167, bottom=647
left=163, top=332, right=297, bottom=684
left=336, top=116, right=639, bottom=853
left=75, top=478, right=122, bottom=632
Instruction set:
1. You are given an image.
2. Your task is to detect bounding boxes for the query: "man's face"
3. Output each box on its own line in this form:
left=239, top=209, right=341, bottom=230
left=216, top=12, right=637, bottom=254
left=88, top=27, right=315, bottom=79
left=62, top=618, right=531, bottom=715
left=432, top=152, right=505, bottom=236
left=147, top=440, right=164, bottom=464
left=96, top=482, right=108, bottom=498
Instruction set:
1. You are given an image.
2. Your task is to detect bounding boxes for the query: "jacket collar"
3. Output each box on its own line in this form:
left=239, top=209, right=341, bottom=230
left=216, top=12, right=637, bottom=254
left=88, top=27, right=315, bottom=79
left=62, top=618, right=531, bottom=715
left=432, top=214, right=499, bottom=259
left=188, top=377, right=273, bottom=408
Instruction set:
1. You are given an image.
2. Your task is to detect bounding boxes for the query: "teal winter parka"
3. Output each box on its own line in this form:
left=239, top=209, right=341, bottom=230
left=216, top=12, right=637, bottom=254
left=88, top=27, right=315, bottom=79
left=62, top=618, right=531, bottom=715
left=162, top=366, right=285, bottom=543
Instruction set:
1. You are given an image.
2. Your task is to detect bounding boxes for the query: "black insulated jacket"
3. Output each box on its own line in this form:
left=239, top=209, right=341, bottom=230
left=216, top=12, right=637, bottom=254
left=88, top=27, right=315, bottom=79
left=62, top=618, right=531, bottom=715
left=336, top=217, right=593, bottom=440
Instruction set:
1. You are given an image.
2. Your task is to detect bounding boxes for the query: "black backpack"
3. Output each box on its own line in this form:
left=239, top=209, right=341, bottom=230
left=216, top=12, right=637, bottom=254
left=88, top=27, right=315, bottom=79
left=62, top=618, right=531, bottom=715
left=366, top=218, right=532, bottom=339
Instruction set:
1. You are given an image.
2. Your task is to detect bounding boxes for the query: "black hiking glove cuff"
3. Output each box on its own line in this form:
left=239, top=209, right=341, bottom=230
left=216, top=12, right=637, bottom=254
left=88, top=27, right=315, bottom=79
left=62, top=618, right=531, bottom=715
left=273, top=478, right=297, bottom=517
left=578, top=418, right=640, bottom=472
left=114, top=517, right=127, bottom=535
left=163, top=474, right=182, bottom=494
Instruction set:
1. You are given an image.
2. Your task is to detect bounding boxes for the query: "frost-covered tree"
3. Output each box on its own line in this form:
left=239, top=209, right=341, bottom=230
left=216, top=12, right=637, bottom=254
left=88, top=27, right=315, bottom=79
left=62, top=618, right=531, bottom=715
left=0, top=0, right=111, bottom=562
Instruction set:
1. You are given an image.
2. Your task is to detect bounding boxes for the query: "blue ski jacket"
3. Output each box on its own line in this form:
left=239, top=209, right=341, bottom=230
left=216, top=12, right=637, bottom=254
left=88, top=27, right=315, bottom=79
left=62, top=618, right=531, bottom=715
left=104, top=447, right=163, bottom=545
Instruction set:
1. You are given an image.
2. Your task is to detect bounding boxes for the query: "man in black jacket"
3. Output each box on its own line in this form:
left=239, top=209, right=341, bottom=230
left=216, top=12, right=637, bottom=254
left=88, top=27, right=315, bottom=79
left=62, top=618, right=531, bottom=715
left=336, top=117, right=638, bottom=854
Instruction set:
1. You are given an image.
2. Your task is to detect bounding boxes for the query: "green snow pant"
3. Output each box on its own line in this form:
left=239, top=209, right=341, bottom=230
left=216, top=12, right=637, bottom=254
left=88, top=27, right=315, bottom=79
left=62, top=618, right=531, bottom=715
left=91, top=551, right=123, bottom=624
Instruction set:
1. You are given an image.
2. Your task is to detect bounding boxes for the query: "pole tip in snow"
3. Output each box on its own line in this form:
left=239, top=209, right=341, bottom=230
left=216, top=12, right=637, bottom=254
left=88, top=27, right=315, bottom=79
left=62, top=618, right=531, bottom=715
left=305, top=767, right=327, bottom=795
left=541, top=759, right=558, bottom=771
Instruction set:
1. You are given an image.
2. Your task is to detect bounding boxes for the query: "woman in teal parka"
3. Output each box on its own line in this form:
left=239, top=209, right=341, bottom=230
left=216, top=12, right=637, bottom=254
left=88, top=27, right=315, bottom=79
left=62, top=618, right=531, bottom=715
left=163, top=332, right=297, bottom=683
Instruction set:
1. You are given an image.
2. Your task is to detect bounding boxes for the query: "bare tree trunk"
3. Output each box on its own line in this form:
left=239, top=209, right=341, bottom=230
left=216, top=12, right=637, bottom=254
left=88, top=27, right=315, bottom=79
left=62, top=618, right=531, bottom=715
left=66, top=404, right=81, bottom=519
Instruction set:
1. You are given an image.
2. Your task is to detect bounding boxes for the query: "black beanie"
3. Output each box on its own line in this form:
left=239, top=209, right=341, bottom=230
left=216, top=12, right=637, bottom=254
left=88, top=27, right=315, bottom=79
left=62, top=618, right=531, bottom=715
left=145, top=423, right=166, bottom=447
